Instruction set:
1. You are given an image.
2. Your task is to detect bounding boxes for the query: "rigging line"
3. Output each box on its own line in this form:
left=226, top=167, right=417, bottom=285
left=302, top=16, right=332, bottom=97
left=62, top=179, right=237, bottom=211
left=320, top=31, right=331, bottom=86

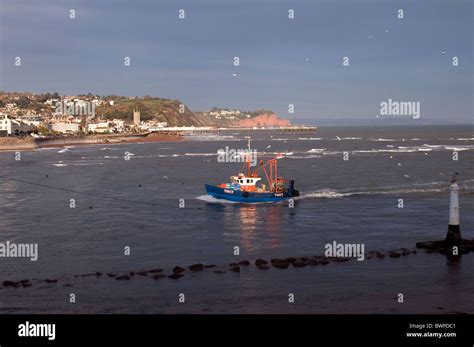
left=0, top=174, right=228, bottom=212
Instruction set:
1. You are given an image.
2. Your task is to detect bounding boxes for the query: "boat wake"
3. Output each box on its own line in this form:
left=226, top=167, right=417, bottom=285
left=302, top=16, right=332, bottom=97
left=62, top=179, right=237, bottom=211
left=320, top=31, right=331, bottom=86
left=299, top=183, right=459, bottom=199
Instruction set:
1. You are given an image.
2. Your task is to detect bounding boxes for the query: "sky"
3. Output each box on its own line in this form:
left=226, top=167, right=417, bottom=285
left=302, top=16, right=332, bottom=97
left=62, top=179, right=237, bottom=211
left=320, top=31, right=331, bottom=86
left=0, top=0, right=472, bottom=122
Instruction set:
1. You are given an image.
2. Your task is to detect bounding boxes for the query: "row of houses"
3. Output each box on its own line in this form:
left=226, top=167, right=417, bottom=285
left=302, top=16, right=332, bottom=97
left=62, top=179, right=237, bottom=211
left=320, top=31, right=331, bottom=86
left=0, top=114, right=168, bottom=136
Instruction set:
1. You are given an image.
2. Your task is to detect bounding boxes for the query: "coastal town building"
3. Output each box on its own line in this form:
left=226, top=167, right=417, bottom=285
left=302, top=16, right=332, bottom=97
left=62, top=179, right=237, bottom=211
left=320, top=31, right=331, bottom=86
left=87, top=121, right=111, bottom=133
left=209, top=109, right=242, bottom=120
left=50, top=122, right=81, bottom=134
left=0, top=115, right=37, bottom=135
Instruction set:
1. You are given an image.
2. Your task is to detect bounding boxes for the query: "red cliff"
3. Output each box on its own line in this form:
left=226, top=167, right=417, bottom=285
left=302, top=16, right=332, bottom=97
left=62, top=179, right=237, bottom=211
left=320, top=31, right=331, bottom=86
left=236, top=114, right=290, bottom=127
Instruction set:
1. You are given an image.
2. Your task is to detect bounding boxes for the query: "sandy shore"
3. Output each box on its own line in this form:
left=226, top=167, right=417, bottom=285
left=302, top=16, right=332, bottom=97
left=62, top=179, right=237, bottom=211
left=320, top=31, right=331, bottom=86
left=0, top=133, right=183, bottom=152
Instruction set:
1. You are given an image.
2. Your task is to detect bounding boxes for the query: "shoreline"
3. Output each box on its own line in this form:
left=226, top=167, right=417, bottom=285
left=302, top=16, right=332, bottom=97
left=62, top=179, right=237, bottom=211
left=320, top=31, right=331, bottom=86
left=0, top=133, right=183, bottom=152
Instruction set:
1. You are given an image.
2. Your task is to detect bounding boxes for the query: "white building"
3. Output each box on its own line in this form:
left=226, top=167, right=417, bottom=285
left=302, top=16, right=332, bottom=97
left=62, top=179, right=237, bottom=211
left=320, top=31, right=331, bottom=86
left=0, top=115, right=37, bottom=135
left=87, top=121, right=111, bottom=133
left=51, top=122, right=80, bottom=133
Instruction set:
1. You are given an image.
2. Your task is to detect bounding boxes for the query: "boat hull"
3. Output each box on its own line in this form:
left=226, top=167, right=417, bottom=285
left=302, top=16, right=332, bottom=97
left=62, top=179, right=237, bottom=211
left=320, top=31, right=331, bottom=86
left=205, top=184, right=293, bottom=203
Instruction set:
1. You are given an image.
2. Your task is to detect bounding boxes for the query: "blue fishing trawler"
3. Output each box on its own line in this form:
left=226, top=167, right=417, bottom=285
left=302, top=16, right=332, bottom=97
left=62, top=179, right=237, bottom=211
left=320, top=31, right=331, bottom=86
left=205, top=149, right=299, bottom=203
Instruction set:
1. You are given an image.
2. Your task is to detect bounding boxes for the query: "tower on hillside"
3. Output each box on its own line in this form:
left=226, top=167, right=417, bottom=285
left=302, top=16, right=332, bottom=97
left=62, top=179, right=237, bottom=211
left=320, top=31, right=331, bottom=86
left=133, top=109, right=141, bottom=125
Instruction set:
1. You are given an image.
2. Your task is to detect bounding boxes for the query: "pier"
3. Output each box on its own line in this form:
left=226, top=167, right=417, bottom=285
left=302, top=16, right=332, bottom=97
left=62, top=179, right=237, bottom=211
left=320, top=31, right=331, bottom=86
left=149, top=126, right=317, bottom=135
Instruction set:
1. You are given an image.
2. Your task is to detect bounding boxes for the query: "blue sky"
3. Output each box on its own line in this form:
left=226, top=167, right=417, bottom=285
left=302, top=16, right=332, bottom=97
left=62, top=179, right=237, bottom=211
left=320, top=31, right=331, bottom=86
left=0, top=0, right=472, bottom=121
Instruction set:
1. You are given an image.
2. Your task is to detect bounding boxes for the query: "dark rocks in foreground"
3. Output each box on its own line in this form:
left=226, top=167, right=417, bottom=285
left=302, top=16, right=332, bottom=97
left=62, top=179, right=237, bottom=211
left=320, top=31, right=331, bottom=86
left=3, top=280, right=20, bottom=288
left=115, top=275, right=131, bottom=280
left=168, top=273, right=184, bottom=280
left=401, top=249, right=411, bottom=256
left=416, top=239, right=474, bottom=255
left=189, top=264, right=204, bottom=271
left=20, top=280, right=32, bottom=288
left=14, top=246, right=433, bottom=287
left=319, top=258, right=330, bottom=265
left=271, top=259, right=289, bottom=269
left=293, top=260, right=308, bottom=267
left=173, top=266, right=186, bottom=274
left=330, top=257, right=351, bottom=263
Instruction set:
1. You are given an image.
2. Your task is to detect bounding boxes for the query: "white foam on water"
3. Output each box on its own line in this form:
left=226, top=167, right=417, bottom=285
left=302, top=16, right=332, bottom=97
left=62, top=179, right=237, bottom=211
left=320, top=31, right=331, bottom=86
left=303, top=189, right=348, bottom=198
left=185, top=134, right=236, bottom=141
left=445, top=146, right=473, bottom=151
left=185, top=153, right=217, bottom=157
left=288, top=155, right=322, bottom=159
left=298, top=137, right=323, bottom=140
left=302, top=187, right=445, bottom=199
left=369, top=138, right=397, bottom=142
